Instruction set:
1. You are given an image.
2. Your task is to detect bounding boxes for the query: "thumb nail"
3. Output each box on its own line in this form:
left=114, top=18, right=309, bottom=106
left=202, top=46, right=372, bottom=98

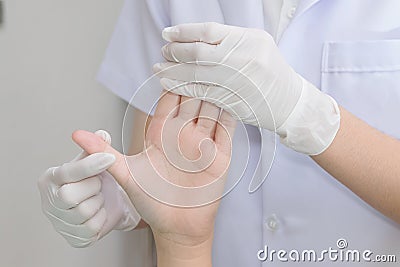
left=95, top=130, right=111, bottom=145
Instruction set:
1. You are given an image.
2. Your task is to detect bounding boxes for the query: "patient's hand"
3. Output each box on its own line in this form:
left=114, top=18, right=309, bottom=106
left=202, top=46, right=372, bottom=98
left=73, top=91, right=236, bottom=255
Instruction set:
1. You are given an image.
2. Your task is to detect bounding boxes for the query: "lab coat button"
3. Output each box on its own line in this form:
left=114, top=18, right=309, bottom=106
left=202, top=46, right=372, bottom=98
left=266, top=214, right=280, bottom=231
left=288, top=6, right=297, bottom=18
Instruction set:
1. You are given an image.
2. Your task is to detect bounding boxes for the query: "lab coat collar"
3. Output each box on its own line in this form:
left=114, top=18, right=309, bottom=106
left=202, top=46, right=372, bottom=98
left=216, top=0, right=322, bottom=30
left=217, top=0, right=265, bottom=29
left=276, top=0, right=322, bottom=44
left=295, top=0, right=322, bottom=20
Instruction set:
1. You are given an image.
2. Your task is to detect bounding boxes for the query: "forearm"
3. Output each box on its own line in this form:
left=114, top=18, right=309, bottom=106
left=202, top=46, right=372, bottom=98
left=128, top=108, right=152, bottom=155
left=312, top=107, right=400, bottom=223
left=128, top=108, right=152, bottom=230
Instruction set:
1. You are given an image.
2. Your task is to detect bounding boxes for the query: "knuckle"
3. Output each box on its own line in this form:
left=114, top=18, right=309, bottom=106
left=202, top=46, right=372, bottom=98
left=204, top=22, right=219, bottom=33
left=194, top=44, right=211, bottom=62
left=56, top=185, right=76, bottom=206
left=77, top=203, right=93, bottom=219
left=78, top=194, right=104, bottom=218
left=37, top=168, right=53, bottom=187
left=162, top=44, right=174, bottom=60
left=58, top=163, right=70, bottom=181
left=205, top=21, right=219, bottom=28
left=91, top=177, right=103, bottom=192
left=46, top=167, right=57, bottom=177
left=59, top=230, right=94, bottom=248
left=85, top=212, right=105, bottom=233
left=70, top=242, right=91, bottom=248
left=180, top=84, right=198, bottom=98
left=202, top=22, right=218, bottom=41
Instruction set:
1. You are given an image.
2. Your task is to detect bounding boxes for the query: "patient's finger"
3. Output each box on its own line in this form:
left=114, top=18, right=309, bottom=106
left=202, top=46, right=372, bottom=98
left=154, top=90, right=181, bottom=119
left=197, top=101, right=221, bottom=139
left=215, top=111, right=236, bottom=148
left=178, top=96, right=202, bottom=122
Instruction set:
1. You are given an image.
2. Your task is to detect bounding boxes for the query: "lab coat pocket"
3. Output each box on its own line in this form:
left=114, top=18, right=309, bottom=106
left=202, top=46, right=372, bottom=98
left=321, top=40, right=400, bottom=138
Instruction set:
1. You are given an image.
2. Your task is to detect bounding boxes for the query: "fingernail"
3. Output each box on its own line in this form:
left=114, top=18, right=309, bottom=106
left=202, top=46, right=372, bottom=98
left=164, top=26, right=178, bottom=32
left=160, top=78, right=172, bottom=88
left=153, top=63, right=161, bottom=73
left=163, top=26, right=179, bottom=33
left=162, top=26, right=179, bottom=41
left=95, top=130, right=111, bottom=144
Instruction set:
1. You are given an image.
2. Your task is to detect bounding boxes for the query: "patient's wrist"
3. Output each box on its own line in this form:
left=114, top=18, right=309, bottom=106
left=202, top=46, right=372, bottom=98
left=154, top=233, right=213, bottom=267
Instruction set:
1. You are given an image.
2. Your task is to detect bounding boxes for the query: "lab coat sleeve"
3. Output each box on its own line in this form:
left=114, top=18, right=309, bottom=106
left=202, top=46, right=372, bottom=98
left=96, top=0, right=170, bottom=113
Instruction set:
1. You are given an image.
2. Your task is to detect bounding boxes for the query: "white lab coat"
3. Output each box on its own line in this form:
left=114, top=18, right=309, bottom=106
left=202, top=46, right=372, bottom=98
left=97, top=0, right=400, bottom=266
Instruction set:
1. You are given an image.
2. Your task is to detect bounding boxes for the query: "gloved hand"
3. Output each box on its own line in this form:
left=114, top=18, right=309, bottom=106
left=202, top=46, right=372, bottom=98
left=154, top=22, right=341, bottom=155
left=38, top=130, right=141, bottom=248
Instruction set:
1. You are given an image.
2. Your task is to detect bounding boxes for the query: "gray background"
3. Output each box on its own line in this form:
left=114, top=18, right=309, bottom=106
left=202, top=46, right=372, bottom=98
left=0, top=1, right=150, bottom=266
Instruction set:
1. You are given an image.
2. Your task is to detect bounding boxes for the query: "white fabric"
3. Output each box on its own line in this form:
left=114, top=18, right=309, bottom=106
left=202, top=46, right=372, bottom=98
left=263, top=0, right=300, bottom=41
left=97, top=0, right=400, bottom=266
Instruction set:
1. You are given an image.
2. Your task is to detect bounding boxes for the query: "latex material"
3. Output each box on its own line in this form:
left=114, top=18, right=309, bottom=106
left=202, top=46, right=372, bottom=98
left=155, top=22, right=340, bottom=155
left=38, top=130, right=141, bottom=248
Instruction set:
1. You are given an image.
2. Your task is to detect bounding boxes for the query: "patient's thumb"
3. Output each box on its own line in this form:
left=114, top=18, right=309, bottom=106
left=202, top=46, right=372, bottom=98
left=72, top=130, right=132, bottom=190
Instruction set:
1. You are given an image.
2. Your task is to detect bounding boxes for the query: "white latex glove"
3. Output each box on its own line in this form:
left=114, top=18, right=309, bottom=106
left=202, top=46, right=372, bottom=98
left=154, top=22, right=340, bottom=155
left=38, top=130, right=141, bottom=248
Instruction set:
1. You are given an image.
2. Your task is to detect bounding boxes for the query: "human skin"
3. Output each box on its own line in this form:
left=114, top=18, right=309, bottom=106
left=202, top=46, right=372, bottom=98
left=312, top=107, right=400, bottom=223
left=73, top=91, right=236, bottom=267
left=131, top=104, right=400, bottom=227
left=158, top=22, right=400, bottom=225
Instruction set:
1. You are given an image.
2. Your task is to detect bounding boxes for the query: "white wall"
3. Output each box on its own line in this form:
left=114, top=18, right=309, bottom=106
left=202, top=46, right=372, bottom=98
left=0, top=1, right=150, bottom=266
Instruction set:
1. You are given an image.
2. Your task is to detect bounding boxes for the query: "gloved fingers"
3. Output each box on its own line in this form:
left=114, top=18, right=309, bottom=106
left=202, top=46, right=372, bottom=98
left=154, top=63, right=235, bottom=88
left=37, top=167, right=59, bottom=191
left=162, top=41, right=220, bottom=64
left=97, top=172, right=141, bottom=234
left=154, top=62, right=199, bottom=82
left=94, top=130, right=112, bottom=145
left=197, top=101, right=221, bottom=139
left=48, top=193, right=105, bottom=225
left=48, top=207, right=106, bottom=239
left=53, top=176, right=102, bottom=210
left=159, top=77, right=249, bottom=121
left=58, top=230, right=96, bottom=248
left=72, top=131, right=133, bottom=193
left=71, top=150, right=88, bottom=162
left=70, top=130, right=112, bottom=162
left=153, top=90, right=181, bottom=119
left=162, top=22, right=230, bottom=44
left=53, top=153, right=116, bottom=186
left=159, top=78, right=201, bottom=97
left=215, top=110, right=237, bottom=150
left=178, top=95, right=202, bottom=122
left=160, top=78, right=224, bottom=105
left=153, top=61, right=177, bottom=75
